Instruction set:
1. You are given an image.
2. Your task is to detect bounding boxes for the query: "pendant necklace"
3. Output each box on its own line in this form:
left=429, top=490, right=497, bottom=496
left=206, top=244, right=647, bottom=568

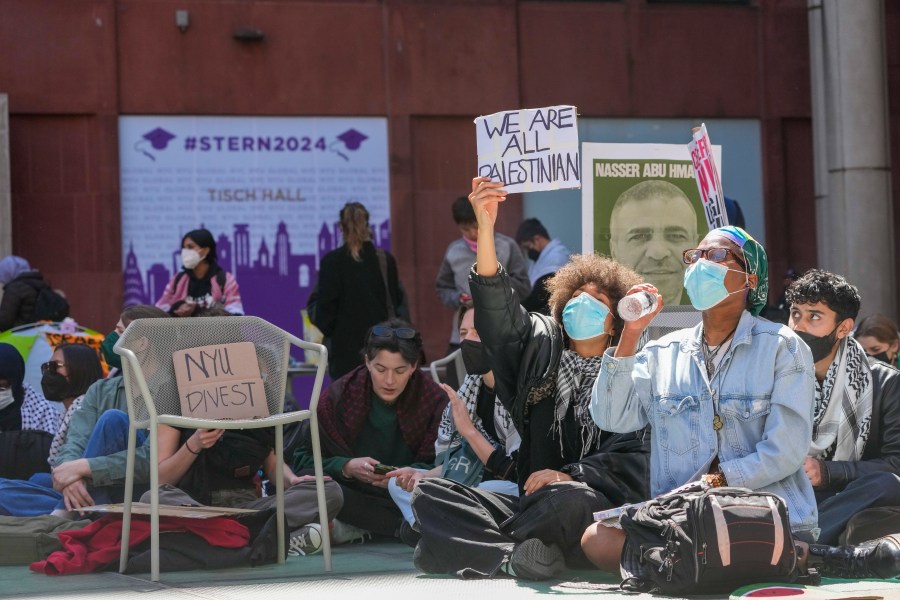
left=702, top=323, right=739, bottom=431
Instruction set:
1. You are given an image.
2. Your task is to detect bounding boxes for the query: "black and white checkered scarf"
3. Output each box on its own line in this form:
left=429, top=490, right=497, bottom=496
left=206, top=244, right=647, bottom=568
left=810, top=337, right=872, bottom=461
left=551, top=349, right=604, bottom=459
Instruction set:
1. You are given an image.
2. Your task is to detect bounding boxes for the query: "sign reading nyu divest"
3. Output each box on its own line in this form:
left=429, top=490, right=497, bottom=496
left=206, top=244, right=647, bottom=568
left=173, top=342, right=269, bottom=420
left=117, top=116, right=390, bottom=354
left=475, top=105, right=580, bottom=194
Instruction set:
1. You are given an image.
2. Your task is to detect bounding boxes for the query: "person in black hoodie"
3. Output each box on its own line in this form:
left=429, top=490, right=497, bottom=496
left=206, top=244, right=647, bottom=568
left=410, top=177, right=651, bottom=581
left=0, top=256, right=56, bottom=331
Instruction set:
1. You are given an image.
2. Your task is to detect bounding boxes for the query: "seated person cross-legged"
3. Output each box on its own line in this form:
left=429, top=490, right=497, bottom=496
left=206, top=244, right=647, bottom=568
left=0, top=343, right=104, bottom=515
left=410, top=177, right=650, bottom=581
left=386, top=304, right=520, bottom=545
left=147, top=424, right=343, bottom=557
left=292, top=320, right=449, bottom=543
left=582, top=226, right=900, bottom=582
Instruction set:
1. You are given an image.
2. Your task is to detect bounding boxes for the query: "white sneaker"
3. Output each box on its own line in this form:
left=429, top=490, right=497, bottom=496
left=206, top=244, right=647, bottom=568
left=330, top=519, right=372, bottom=545
left=288, top=523, right=323, bottom=556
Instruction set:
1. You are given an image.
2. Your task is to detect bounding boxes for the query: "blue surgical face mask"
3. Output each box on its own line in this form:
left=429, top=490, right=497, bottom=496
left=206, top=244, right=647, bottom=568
left=683, top=259, right=747, bottom=311
left=562, top=293, right=610, bottom=341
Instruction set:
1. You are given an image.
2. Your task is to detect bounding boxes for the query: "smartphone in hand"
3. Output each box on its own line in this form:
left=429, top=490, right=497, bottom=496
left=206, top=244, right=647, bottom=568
left=373, top=463, right=397, bottom=475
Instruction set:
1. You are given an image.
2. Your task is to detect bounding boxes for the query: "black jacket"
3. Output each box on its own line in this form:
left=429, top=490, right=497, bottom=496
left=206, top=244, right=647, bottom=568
left=470, top=265, right=650, bottom=505
left=0, top=272, right=46, bottom=331
left=310, top=242, right=404, bottom=379
left=822, top=356, right=900, bottom=490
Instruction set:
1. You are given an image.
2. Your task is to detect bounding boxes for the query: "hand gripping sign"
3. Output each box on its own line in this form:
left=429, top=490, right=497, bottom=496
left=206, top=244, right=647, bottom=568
left=475, top=105, right=580, bottom=194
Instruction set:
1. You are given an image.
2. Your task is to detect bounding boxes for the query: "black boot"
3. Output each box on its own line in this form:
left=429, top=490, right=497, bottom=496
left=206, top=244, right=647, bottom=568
left=807, top=534, right=900, bottom=579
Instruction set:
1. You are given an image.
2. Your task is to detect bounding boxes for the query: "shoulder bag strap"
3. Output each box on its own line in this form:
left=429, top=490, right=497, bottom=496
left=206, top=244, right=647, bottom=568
left=375, top=248, right=396, bottom=319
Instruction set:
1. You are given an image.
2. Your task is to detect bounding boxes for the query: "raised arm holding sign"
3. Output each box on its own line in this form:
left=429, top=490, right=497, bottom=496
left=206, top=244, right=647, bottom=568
left=475, top=105, right=580, bottom=194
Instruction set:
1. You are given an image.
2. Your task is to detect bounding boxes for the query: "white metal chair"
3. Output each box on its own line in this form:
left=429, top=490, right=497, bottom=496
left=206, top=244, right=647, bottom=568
left=428, top=348, right=465, bottom=385
left=114, top=316, right=332, bottom=581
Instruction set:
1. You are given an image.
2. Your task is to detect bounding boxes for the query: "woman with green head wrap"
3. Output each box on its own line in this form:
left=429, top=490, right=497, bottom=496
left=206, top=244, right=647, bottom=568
left=583, top=225, right=823, bottom=576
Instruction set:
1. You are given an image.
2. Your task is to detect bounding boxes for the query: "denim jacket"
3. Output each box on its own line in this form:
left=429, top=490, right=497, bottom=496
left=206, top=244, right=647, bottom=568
left=591, top=311, right=819, bottom=536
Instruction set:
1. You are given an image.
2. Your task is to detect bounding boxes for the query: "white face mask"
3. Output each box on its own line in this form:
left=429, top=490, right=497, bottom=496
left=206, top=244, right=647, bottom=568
left=181, top=248, right=203, bottom=270
left=0, top=389, right=14, bottom=411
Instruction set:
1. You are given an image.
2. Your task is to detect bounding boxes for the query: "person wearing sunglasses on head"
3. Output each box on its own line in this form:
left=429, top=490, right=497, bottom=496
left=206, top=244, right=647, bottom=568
left=583, top=226, right=900, bottom=581
left=292, top=320, right=449, bottom=544
left=410, top=177, right=650, bottom=581
left=0, top=344, right=103, bottom=516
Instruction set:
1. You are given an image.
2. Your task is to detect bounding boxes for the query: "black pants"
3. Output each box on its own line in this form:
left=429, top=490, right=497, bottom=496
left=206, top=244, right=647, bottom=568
left=411, top=478, right=613, bottom=579
left=336, top=479, right=403, bottom=538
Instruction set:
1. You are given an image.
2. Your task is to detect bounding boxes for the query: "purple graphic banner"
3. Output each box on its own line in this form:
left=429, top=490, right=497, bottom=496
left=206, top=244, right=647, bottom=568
left=119, top=116, right=390, bottom=407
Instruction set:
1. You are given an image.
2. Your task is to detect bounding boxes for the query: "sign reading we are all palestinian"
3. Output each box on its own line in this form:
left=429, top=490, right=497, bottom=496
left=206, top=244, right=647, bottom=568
left=475, top=105, right=580, bottom=194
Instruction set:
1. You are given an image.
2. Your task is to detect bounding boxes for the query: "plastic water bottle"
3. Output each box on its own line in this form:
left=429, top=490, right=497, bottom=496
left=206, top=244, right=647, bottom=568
left=617, top=291, right=658, bottom=322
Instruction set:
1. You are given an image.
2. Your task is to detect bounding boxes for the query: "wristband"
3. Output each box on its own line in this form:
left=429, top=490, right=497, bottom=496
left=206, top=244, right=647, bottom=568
left=186, top=440, right=202, bottom=455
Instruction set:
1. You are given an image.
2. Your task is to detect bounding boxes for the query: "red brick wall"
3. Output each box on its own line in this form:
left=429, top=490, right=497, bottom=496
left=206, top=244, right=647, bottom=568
left=3, top=0, right=898, bottom=360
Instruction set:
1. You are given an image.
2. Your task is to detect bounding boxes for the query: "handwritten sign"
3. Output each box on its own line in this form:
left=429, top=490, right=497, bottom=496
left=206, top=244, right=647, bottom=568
left=475, top=105, right=580, bottom=194
left=173, top=342, right=269, bottom=420
left=688, top=123, right=728, bottom=230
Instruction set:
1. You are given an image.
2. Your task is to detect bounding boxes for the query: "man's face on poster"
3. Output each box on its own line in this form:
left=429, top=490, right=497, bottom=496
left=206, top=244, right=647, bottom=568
left=610, top=192, right=698, bottom=306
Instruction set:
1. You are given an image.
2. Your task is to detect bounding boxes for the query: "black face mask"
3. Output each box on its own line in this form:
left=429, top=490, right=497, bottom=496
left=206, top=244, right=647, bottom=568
left=41, top=371, right=73, bottom=402
left=526, top=248, right=541, bottom=262
left=795, top=328, right=839, bottom=364
left=871, top=351, right=893, bottom=365
left=460, top=340, right=491, bottom=375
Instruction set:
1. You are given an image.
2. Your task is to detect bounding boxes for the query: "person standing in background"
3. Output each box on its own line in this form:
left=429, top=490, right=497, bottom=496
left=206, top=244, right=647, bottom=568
left=436, top=196, right=530, bottom=354
left=311, top=202, right=406, bottom=380
left=515, top=218, right=571, bottom=315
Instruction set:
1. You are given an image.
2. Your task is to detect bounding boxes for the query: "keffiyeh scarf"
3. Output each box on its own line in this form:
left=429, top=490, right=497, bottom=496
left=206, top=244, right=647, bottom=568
left=47, top=395, right=84, bottom=464
left=435, top=374, right=519, bottom=458
left=552, top=349, right=604, bottom=459
left=809, top=337, right=872, bottom=461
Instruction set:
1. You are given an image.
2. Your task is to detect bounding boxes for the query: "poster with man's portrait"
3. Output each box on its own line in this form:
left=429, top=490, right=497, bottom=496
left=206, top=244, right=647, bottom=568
left=581, top=143, right=722, bottom=307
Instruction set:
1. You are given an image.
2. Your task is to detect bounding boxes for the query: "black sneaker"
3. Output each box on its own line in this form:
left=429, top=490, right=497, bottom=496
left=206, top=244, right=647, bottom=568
left=506, top=538, right=565, bottom=581
left=399, top=520, right=421, bottom=548
left=812, top=534, right=900, bottom=579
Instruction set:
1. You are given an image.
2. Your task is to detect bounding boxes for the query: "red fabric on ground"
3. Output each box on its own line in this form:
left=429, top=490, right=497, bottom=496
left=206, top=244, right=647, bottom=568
left=30, top=514, right=250, bottom=575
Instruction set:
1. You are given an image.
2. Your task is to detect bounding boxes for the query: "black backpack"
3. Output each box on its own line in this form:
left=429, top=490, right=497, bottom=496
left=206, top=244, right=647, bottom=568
left=619, top=486, right=808, bottom=596
left=31, top=285, right=70, bottom=322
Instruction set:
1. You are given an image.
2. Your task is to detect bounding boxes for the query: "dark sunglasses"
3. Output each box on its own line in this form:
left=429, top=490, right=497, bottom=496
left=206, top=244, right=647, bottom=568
left=41, top=360, right=65, bottom=374
left=682, top=247, right=745, bottom=269
left=371, top=325, right=417, bottom=340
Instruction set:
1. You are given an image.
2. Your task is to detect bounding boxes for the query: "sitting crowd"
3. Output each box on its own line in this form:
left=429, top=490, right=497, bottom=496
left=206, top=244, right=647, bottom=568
left=0, top=185, right=898, bottom=588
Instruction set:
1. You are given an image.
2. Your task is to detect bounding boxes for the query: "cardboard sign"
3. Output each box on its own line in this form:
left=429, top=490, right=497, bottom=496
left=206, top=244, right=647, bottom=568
left=688, top=123, right=728, bottom=230
left=173, top=341, right=269, bottom=420
left=475, top=105, right=580, bottom=194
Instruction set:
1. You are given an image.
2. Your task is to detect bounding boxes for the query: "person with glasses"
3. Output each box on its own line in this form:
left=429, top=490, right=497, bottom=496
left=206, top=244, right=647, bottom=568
left=0, top=342, right=60, bottom=437
left=0, top=344, right=103, bottom=516
left=410, top=177, right=650, bottom=581
left=292, top=319, right=448, bottom=543
left=47, top=305, right=170, bottom=517
left=583, top=226, right=900, bottom=581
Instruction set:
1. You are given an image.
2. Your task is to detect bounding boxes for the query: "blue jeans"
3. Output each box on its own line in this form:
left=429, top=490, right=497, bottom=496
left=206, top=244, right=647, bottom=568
left=0, top=410, right=147, bottom=515
left=815, top=471, right=900, bottom=545
left=54, top=409, right=148, bottom=509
